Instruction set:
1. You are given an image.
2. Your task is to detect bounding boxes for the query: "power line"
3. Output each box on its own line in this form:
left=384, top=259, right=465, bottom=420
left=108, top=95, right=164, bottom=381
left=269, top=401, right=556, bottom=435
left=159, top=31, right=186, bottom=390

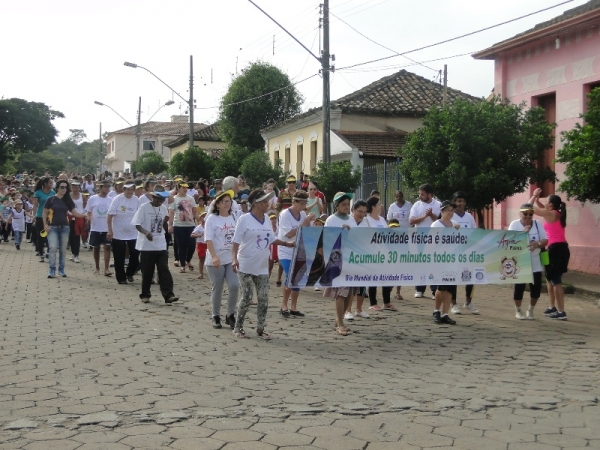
left=293, top=29, right=320, bottom=81
left=336, top=0, right=391, bottom=19
left=336, top=0, right=575, bottom=72
left=341, top=50, right=476, bottom=73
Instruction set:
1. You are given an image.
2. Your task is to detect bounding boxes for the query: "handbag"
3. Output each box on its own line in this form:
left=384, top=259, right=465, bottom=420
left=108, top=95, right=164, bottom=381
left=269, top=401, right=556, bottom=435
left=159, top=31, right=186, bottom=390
left=534, top=221, right=550, bottom=266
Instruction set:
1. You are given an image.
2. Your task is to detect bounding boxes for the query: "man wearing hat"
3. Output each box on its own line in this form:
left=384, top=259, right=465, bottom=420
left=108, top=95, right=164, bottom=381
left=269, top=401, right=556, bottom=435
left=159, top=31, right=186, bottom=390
left=108, top=177, right=125, bottom=199
left=108, top=181, right=140, bottom=284
left=86, top=179, right=114, bottom=276
left=276, top=175, right=298, bottom=213
left=131, top=184, right=178, bottom=304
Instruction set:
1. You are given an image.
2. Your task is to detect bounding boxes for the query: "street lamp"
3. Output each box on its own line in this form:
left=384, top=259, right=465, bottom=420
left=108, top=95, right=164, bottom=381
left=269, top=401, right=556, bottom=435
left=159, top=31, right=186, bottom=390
left=124, top=57, right=195, bottom=149
left=147, top=100, right=175, bottom=122
left=93, top=101, right=132, bottom=127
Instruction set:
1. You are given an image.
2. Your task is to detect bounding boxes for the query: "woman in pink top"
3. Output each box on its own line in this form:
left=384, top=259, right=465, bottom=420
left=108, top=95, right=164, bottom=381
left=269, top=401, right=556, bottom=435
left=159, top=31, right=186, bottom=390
left=529, top=188, right=569, bottom=320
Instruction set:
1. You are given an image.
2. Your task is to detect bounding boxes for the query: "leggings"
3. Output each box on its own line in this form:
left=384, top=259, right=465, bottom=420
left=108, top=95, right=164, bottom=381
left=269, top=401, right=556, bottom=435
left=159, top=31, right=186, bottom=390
left=206, top=263, right=240, bottom=318
left=368, top=286, right=393, bottom=306
left=35, top=217, right=48, bottom=254
left=235, top=273, right=269, bottom=331
left=173, top=226, right=195, bottom=266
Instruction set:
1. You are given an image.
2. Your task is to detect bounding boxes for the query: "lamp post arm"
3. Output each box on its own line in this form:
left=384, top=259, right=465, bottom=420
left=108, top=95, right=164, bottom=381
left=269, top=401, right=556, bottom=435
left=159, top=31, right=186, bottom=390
left=106, top=105, right=132, bottom=127
left=136, top=65, right=188, bottom=105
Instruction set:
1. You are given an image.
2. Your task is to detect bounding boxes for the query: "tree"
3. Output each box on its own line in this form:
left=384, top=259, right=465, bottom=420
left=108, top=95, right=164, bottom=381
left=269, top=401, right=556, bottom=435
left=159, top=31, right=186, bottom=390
left=399, top=96, right=555, bottom=227
left=16, top=150, right=65, bottom=175
left=240, top=151, right=286, bottom=189
left=170, top=147, right=215, bottom=181
left=130, top=152, right=168, bottom=175
left=556, top=88, right=600, bottom=203
left=219, top=61, right=303, bottom=150
left=310, top=161, right=362, bottom=208
left=0, top=98, right=64, bottom=165
left=213, top=146, right=249, bottom=179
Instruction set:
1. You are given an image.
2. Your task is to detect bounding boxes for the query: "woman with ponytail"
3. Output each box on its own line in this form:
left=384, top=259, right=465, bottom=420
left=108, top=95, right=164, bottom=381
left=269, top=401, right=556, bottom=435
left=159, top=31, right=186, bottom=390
left=529, top=188, right=570, bottom=320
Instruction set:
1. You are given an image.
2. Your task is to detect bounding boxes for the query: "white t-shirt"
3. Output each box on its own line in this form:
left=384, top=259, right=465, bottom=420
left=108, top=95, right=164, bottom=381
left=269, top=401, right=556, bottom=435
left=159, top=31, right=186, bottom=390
left=10, top=209, right=26, bottom=232
left=325, top=214, right=357, bottom=228
left=431, top=219, right=459, bottom=228
left=24, top=200, right=34, bottom=223
left=387, top=201, right=412, bottom=228
left=138, top=193, right=152, bottom=205
left=204, top=214, right=236, bottom=266
left=452, top=211, right=477, bottom=229
left=85, top=195, right=113, bottom=232
left=169, top=195, right=197, bottom=227
left=233, top=212, right=278, bottom=276
left=71, top=193, right=85, bottom=218
left=131, top=202, right=168, bottom=251
left=82, top=181, right=95, bottom=194
left=108, top=190, right=117, bottom=199
left=192, top=223, right=205, bottom=243
left=508, top=219, right=547, bottom=273
left=277, top=208, right=306, bottom=260
left=365, top=215, right=388, bottom=228
left=409, top=199, right=442, bottom=227
left=108, top=193, right=140, bottom=240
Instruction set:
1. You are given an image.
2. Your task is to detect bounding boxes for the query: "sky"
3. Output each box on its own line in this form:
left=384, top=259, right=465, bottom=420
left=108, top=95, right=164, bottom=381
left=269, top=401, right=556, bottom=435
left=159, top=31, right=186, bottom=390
left=1, top=0, right=590, bottom=143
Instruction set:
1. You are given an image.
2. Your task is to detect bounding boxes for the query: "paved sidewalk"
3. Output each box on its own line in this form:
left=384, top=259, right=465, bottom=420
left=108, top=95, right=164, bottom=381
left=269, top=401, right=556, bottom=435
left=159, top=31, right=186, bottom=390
left=1, top=242, right=599, bottom=449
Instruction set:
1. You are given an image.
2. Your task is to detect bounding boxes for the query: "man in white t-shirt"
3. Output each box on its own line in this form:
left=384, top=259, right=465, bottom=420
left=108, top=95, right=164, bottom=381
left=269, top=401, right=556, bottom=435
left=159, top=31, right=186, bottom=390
left=108, top=181, right=140, bottom=284
left=387, top=190, right=412, bottom=228
left=86, top=180, right=114, bottom=276
left=409, top=183, right=441, bottom=299
left=450, top=191, right=479, bottom=315
left=131, top=185, right=178, bottom=304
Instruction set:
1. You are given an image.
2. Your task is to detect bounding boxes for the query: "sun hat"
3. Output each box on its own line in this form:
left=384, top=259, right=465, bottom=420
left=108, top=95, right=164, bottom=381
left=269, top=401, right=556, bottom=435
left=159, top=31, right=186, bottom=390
left=440, top=200, right=457, bottom=211
left=519, top=203, right=534, bottom=211
left=286, top=175, right=297, bottom=183
left=214, top=189, right=235, bottom=203
left=333, top=192, right=353, bottom=206
left=151, top=185, right=170, bottom=198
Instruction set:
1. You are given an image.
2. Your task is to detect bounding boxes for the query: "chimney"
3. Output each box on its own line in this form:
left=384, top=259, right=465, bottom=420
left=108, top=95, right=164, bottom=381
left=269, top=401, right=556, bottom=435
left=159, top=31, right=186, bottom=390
left=170, top=115, right=189, bottom=123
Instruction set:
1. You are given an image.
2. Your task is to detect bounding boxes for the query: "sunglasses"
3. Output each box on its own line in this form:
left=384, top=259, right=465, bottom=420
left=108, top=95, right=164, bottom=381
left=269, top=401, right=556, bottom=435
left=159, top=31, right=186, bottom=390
left=521, top=212, right=533, bottom=216
left=57, top=185, right=68, bottom=190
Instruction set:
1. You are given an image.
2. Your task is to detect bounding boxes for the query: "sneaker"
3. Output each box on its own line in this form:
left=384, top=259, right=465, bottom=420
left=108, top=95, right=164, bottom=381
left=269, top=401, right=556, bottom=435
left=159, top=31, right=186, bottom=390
left=39, top=256, right=45, bottom=263
left=212, top=316, right=222, bottom=329
left=450, top=304, right=461, bottom=314
left=526, top=310, right=534, bottom=320
left=543, top=306, right=557, bottom=316
left=314, top=287, right=321, bottom=291
left=354, top=310, right=370, bottom=318
left=68, top=255, right=74, bottom=261
left=58, top=271, right=67, bottom=278
left=16, top=244, right=20, bottom=250
left=464, top=302, right=480, bottom=314
left=440, top=314, right=457, bottom=325
left=82, top=242, right=88, bottom=248
left=74, top=257, right=81, bottom=263
left=290, top=310, right=305, bottom=317
left=48, top=270, right=56, bottom=279
left=433, top=311, right=442, bottom=323
left=414, top=291, right=424, bottom=298
left=141, top=297, right=150, bottom=303
left=165, top=296, right=179, bottom=304
left=35, top=251, right=40, bottom=256
left=225, top=314, right=236, bottom=329
left=548, top=311, right=567, bottom=320
left=431, top=293, right=436, bottom=300
left=515, top=310, right=526, bottom=320
left=344, top=312, right=355, bottom=321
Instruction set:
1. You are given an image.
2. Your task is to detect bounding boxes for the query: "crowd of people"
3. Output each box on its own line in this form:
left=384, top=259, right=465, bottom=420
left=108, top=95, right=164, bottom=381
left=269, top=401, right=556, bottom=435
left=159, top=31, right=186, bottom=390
left=0, top=169, right=571, bottom=338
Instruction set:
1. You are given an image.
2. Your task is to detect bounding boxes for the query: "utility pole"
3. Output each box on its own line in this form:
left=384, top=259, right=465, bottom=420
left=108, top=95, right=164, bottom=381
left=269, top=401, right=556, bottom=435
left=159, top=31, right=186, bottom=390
left=322, top=0, right=331, bottom=165
left=189, top=55, right=194, bottom=149
left=443, top=64, right=448, bottom=105
left=136, top=96, right=142, bottom=160
left=99, top=122, right=103, bottom=176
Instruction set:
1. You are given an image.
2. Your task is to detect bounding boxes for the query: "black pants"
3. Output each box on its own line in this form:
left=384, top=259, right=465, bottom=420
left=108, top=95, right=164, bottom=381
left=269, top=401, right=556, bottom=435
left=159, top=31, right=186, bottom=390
left=416, top=285, right=437, bottom=295
left=35, top=217, right=48, bottom=254
left=26, top=222, right=33, bottom=241
left=368, top=286, right=393, bottom=305
left=68, top=221, right=81, bottom=257
left=0, top=222, right=11, bottom=241
left=173, top=226, right=195, bottom=266
left=112, top=239, right=139, bottom=283
left=140, top=250, right=174, bottom=300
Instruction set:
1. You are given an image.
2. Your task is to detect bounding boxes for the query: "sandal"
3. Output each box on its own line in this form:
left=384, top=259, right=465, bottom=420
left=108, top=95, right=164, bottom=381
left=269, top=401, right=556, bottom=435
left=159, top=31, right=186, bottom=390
left=368, top=305, right=382, bottom=311
left=257, top=328, right=272, bottom=340
left=187, top=264, right=194, bottom=271
left=233, top=329, right=250, bottom=339
left=383, top=304, right=398, bottom=311
left=276, top=281, right=282, bottom=287
left=196, top=274, right=204, bottom=279
left=104, top=271, right=113, bottom=277
left=336, top=326, right=349, bottom=336
left=180, top=268, right=186, bottom=273
left=174, top=261, right=180, bottom=267
left=395, top=294, right=404, bottom=300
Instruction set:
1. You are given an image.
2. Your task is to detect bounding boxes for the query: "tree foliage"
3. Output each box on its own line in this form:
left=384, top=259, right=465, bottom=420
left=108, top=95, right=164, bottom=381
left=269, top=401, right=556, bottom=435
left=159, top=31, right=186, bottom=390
left=212, top=146, right=250, bottom=180
left=130, top=151, right=168, bottom=175
left=16, top=151, right=65, bottom=175
left=169, top=147, right=215, bottom=181
left=219, top=61, right=303, bottom=150
left=0, top=98, right=64, bottom=164
left=556, top=87, right=600, bottom=204
left=310, top=161, right=362, bottom=208
left=399, top=96, right=555, bottom=227
left=240, top=151, right=286, bottom=189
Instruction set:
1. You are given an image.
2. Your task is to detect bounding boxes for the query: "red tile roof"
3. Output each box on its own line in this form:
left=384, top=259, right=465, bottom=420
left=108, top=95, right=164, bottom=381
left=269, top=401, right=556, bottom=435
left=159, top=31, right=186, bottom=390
left=335, top=131, right=406, bottom=158
left=108, top=122, right=207, bottom=137
left=164, top=123, right=222, bottom=148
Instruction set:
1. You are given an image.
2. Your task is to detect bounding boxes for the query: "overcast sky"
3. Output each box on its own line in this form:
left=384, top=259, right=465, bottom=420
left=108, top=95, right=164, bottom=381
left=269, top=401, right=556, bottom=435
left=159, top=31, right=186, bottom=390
left=1, top=0, right=588, bottom=142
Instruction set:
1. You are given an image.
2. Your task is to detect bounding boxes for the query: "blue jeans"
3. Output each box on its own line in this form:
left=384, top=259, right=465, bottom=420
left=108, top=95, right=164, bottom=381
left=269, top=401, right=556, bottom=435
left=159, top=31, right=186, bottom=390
left=13, top=230, right=23, bottom=246
left=48, top=225, right=70, bottom=273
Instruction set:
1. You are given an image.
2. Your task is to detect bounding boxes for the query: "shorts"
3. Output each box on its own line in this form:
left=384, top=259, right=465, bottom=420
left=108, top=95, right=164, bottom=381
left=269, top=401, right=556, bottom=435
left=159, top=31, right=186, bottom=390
left=545, top=242, right=570, bottom=285
left=89, top=231, right=111, bottom=247
left=436, top=285, right=457, bottom=297
left=514, top=272, right=543, bottom=300
left=196, top=242, right=207, bottom=259
left=279, top=258, right=299, bottom=292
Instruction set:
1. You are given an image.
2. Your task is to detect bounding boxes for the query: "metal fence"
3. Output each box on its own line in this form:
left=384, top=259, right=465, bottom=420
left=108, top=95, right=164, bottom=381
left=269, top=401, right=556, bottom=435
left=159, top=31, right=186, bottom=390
left=358, top=160, right=418, bottom=216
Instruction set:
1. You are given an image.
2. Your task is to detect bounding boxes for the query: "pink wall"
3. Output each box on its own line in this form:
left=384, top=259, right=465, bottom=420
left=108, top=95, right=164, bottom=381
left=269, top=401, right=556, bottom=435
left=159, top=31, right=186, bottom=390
left=492, top=24, right=600, bottom=275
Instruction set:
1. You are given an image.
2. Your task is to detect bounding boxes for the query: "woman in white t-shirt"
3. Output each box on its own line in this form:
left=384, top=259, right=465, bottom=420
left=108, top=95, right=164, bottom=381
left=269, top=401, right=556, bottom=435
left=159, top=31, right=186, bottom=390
left=205, top=190, right=239, bottom=330
left=306, top=182, right=324, bottom=216
left=232, top=189, right=294, bottom=339
left=364, top=196, right=397, bottom=312
left=168, top=182, right=198, bottom=273
left=508, top=203, right=548, bottom=320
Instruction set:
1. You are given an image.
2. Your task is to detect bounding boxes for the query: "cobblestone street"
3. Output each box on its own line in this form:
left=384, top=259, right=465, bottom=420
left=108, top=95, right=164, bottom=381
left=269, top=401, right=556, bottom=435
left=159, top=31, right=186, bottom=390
left=1, top=243, right=599, bottom=449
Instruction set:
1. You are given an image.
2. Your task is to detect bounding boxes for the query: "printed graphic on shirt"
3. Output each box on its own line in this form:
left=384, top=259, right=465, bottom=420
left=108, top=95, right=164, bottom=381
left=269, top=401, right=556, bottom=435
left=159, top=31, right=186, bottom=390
left=256, top=232, right=271, bottom=250
left=177, top=199, right=194, bottom=223
left=150, top=212, right=163, bottom=234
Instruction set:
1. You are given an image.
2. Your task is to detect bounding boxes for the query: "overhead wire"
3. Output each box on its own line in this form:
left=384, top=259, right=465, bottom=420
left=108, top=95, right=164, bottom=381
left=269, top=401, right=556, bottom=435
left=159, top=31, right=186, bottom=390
left=335, top=0, right=391, bottom=19
left=335, top=0, right=575, bottom=72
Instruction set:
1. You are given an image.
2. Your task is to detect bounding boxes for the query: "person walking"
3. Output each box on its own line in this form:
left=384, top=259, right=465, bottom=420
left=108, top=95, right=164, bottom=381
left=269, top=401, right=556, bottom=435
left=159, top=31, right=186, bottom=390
left=232, top=189, right=293, bottom=339
left=168, top=181, right=198, bottom=273
left=41, top=179, right=87, bottom=278
left=86, top=180, right=114, bottom=276
left=7, top=199, right=26, bottom=250
left=508, top=203, right=548, bottom=320
left=108, top=181, right=140, bottom=285
left=68, top=179, right=86, bottom=263
left=32, top=177, right=55, bottom=262
left=205, top=190, right=239, bottom=329
left=131, top=185, right=179, bottom=304
left=529, top=188, right=570, bottom=320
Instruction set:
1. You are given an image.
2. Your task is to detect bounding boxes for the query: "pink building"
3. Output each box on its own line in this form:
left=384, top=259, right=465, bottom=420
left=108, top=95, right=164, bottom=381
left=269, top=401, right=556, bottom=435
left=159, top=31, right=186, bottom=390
left=474, top=0, right=600, bottom=275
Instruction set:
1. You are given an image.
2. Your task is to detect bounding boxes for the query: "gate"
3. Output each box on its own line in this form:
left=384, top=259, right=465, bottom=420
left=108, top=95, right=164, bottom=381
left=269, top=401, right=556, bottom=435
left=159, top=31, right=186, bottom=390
left=359, top=160, right=417, bottom=216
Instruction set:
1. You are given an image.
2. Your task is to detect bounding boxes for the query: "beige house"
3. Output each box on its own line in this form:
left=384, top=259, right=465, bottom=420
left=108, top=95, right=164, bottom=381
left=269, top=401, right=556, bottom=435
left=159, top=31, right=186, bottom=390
left=103, top=115, right=206, bottom=174
left=165, top=123, right=226, bottom=160
left=260, top=69, right=479, bottom=184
